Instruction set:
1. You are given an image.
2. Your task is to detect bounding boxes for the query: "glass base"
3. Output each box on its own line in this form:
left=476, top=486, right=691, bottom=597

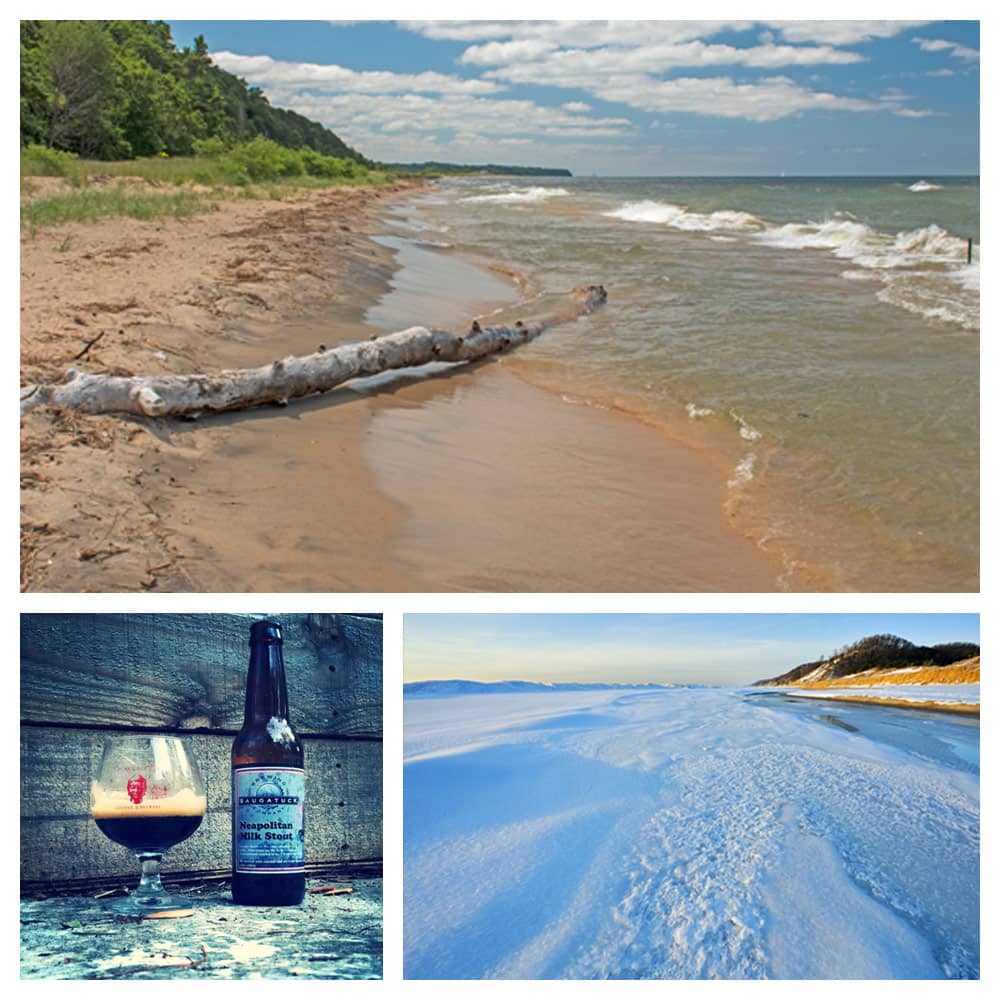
left=104, top=889, right=194, bottom=915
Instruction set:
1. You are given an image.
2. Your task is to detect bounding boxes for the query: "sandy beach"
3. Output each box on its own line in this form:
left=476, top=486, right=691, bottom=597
left=21, top=180, right=781, bottom=592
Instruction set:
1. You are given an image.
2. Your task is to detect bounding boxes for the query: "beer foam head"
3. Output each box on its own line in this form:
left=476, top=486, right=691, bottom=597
left=91, top=784, right=207, bottom=819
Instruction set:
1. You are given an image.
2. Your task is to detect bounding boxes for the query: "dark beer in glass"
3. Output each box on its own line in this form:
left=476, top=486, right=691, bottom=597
left=91, top=735, right=206, bottom=914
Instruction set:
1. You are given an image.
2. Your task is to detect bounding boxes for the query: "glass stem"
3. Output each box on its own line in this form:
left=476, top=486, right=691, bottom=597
left=133, top=852, right=166, bottom=901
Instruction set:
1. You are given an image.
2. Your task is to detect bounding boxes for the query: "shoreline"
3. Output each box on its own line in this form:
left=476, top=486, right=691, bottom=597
left=22, top=179, right=782, bottom=592
left=402, top=178, right=979, bottom=594
left=780, top=691, right=979, bottom=718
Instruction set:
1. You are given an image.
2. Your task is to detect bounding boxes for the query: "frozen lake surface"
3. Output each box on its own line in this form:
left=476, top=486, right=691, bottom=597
left=404, top=685, right=979, bottom=979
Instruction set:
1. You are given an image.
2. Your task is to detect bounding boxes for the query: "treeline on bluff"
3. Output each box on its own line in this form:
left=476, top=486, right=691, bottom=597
left=754, top=634, right=981, bottom=686
left=20, top=20, right=369, bottom=165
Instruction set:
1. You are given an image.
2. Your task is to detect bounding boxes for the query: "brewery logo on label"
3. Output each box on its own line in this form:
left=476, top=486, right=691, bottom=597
left=238, top=772, right=302, bottom=811
left=126, top=773, right=147, bottom=804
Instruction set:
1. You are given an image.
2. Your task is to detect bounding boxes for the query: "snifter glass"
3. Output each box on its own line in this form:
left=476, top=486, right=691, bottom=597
left=91, top=735, right=207, bottom=914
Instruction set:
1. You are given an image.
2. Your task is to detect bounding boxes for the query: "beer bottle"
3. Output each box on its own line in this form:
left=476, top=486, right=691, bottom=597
left=232, top=620, right=306, bottom=905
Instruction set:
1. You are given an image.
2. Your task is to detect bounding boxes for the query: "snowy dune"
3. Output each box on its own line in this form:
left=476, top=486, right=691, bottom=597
left=404, top=686, right=979, bottom=979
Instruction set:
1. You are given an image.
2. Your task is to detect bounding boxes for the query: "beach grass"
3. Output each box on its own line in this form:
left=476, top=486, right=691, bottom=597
left=20, top=146, right=402, bottom=232
left=20, top=183, right=218, bottom=232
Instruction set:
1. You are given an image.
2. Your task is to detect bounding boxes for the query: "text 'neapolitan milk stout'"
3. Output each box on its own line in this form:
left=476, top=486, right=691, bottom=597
left=232, top=620, right=305, bottom=905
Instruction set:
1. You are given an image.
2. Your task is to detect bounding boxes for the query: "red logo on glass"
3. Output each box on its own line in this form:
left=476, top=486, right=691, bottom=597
left=126, top=774, right=147, bottom=804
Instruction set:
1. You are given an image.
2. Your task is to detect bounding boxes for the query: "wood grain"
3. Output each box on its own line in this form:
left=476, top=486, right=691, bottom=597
left=20, top=612, right=382, bottom=737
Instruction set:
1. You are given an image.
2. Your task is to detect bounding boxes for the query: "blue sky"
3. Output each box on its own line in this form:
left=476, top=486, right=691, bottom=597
left=167, top=18, right=979, bottom=175
left=403, top=614, right=980, bottom=686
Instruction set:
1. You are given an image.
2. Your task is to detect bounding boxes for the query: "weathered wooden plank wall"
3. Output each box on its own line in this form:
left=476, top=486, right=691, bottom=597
left=20, top=613, right=382, bottom=890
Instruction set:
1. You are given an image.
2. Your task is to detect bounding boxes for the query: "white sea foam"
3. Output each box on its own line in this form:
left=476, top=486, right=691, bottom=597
left=876, top=279, right=979, bottom=331
left=729, top=411, right=762, bottom=442
left=728, top=453, right=756, bottom=488
left=908, top=180, right=943, bottom=192
left=890, top=223, right=966, bottom=261
left=755, top=219, right=977, bottom=327
left=757, top=220, right=967, bottom=271
left=605, top=200, right=763, bottom=233
left=607, top=202, right=972, bottom=324
left=756, top=218, right=877, bottom=258
left=462, top=186, right=571, bottom=204
left=685, top=402, right=714, bottom=418
left=955, top=262, right=980, bottom=291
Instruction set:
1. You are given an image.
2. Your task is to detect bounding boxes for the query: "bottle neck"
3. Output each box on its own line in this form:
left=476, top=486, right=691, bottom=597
left=243, top=639, right=290, bottom=725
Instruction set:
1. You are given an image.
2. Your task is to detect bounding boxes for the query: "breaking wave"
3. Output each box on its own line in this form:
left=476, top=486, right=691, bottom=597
left=757, top=219, right=967, bottom=267
left=757, top=220, right=978, bottom=330
left=602, top=199, right=978, bottom=329
left=462, top=186, right=571, bottom=204
left=908, top=180, right=944, bottom=192
left=605, top=200, right=764, bottom=232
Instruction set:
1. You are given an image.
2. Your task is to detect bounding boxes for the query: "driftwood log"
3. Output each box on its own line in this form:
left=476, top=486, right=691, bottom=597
left=20, top=284, right=607, bottom=418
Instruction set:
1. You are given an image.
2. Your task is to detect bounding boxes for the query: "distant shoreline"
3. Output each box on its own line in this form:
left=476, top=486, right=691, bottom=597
left=780, top=691, right=979, bottom=719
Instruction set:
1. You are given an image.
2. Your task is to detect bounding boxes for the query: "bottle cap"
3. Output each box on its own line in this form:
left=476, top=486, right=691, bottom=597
left=250, top=620, right=282, bottom=644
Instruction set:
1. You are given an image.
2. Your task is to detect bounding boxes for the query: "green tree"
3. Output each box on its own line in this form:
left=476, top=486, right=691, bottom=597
left=20, top=22, right=51, bottom=147
left=39, top=20, right=127, bottom=157
left=20, top=19, right=370, bottom=165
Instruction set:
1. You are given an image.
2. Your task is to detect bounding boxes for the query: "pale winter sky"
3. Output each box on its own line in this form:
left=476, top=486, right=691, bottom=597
left=403, top=614, right=980, bottom=686
left=167, top=15, right=980, bottom=175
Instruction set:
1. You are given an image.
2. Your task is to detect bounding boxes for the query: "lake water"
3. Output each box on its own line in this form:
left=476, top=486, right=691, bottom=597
left=743, top=689, right=979, bottom=773
left=389, top=175, right=979, bottom=591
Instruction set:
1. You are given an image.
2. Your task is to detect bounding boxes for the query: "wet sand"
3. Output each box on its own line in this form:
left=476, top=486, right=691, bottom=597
left=145, top=360, right=777, bottom=591
left=21, top=180, right=781, bottom=592
left=365, top=365, right=776, bottom=590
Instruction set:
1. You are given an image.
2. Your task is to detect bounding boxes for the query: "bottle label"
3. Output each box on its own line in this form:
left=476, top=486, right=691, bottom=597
left=233, top=766, right=305, bottom=873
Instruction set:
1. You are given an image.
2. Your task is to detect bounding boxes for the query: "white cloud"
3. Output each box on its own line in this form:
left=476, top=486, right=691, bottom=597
left=210, top=50, right=503, bottom=96
left=402, top=21, right=755, bottom=48
left=462, top=38, right=864, bottom=76
left=402, top=19, right=932, bottom=51
left=208, top=46, right=636, bottom=163
left=277, top=90, right=633, bottom=142
left=912, top=37, right=979, bottom=62
left=770, top=21, right=930, bottom=45
left=593, top=74, right=881, bottom=122
left=204, top=20, right=971, bottom=170
left=402, top=20, right=920, bottom=128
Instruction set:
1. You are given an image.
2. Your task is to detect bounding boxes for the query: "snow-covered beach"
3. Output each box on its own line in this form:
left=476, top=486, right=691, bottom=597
left=404, top=684, right=979, bottom=979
